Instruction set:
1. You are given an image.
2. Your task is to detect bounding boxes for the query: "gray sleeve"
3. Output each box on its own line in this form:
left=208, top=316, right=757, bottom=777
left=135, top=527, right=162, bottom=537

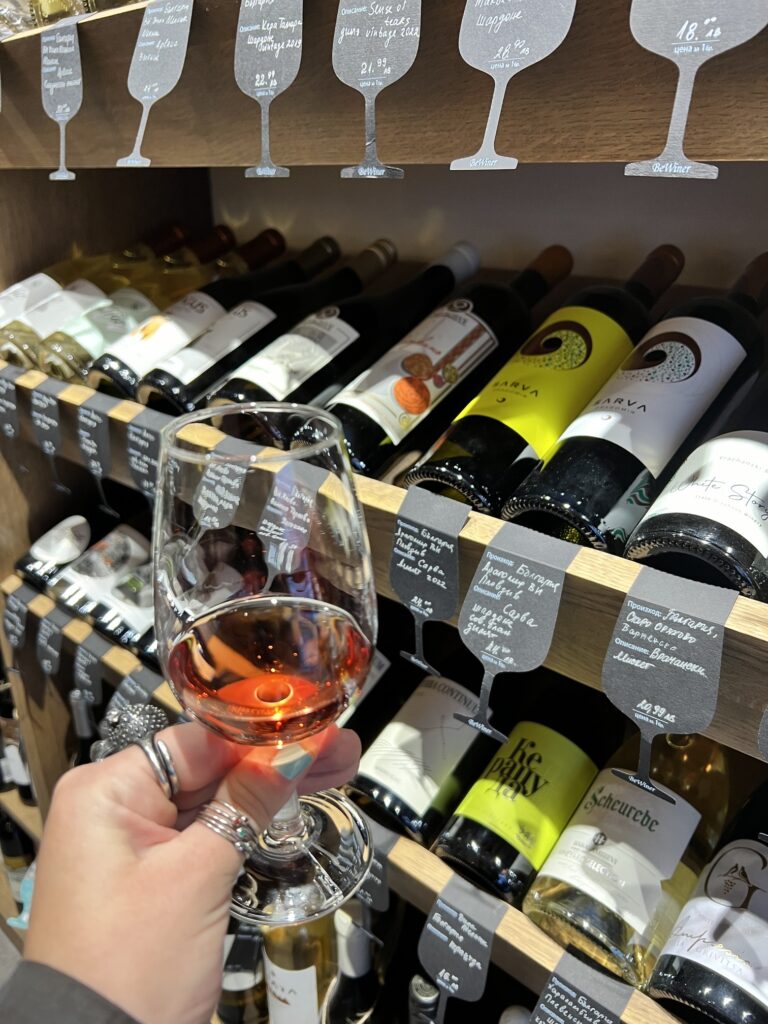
left=0, top=961, right=140, bottom=1023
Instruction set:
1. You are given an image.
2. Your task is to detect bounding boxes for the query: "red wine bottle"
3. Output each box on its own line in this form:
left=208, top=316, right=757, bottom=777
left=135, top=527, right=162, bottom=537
left=137, top=241, right=396, bottom=413
left=503, top=254, right=768, bottom=552
left=404, top=247, right=684, bottom=514
left=206, top=242, right=479, bottom=410
left=331, top=246, right=574, bottom=478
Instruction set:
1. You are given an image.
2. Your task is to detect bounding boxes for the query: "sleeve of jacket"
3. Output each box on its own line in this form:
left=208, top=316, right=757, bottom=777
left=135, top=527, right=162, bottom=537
left=0, top=961, right=140, bottom=1024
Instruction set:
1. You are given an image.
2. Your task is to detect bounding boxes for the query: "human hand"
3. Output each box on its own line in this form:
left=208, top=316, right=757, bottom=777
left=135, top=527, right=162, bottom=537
left=24, top=722, right=361, bottom=1024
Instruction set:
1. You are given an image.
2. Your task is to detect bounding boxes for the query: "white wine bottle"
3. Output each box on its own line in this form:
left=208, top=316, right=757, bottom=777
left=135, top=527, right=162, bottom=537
left=523, top=733, right=730, bottom=988
left=263, top=916, right=337, bottom=1024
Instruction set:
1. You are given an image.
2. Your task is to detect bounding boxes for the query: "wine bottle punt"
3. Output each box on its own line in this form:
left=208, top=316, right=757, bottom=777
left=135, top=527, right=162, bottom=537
left=503, top=253, right=768, bottom=552
left=405, top=246, right=684, bottom=515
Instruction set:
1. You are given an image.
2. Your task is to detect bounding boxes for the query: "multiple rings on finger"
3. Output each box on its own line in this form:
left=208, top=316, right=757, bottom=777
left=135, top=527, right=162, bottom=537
left=196, top=800, right=259, bottom=858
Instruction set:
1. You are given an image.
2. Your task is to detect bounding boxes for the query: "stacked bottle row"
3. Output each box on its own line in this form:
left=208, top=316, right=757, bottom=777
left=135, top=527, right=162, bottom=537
left=3, top=224, right=768, bottom=602
left=0, top=0, right=140, bottom=36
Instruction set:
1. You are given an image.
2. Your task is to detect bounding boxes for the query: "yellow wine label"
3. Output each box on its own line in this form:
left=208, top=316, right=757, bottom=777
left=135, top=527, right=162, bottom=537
left=455, top=305, right=633, bottom=457
left=457, top=722, right=597, bottom=870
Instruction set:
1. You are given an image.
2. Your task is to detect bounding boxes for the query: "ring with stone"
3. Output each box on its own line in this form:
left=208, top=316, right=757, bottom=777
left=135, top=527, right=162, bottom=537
left=196, top=799, right=259, bottom=858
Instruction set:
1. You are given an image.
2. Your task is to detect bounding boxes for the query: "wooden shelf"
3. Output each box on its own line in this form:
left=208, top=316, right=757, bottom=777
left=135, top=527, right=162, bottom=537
left=0, top=0, right=766, bottom=169
left=0, top=789, right=43, bottom=844
left=387, top=836, right=677, bottom=1024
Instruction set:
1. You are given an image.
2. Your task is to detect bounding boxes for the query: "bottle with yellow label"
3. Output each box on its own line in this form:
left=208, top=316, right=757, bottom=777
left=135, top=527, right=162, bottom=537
left=431, top=674, right=625, bottom=906
left=405, top=246, right=685, bottom=516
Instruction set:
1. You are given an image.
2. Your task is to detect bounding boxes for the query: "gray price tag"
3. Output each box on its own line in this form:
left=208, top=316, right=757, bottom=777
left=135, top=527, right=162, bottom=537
left=117, top=0, right=195, bottom=168
left=626, top=1, right=768, bottom=180
left=235, top=0, right=303, bottom=178
left=256, top=461, right=328, bottom=587
left=332, top=0, right=422, bottom=179
left=357, top=815, right=399, bottom=913
left=455, top=522, right=576, bottom=741
left=74, top=632, right=112, bottom=704
left=3, top=585, right=36, bottom=650
left=35, top=606, right=70, bottom=676
left=108, top=665, right=162, bottom=714
left=452, top=0, right=577, bottom=172
left=192, top=438, right=255, bottom=531
left=30, top=378, right=66, bottom=456
left=603, top=568, right=737, bottom=802
left=390, top=487, right=469, bottom=676
left=532, top=953, right=630, bottom=1024
left=77, top=393, right=115, bottom=478
left=40, top=19, right=83, bottom=181
left=418, top=874, right=507, bottom=1023
left=0, top=365, right=23, bottom=441
left=126, top=409, right=167, bottom=499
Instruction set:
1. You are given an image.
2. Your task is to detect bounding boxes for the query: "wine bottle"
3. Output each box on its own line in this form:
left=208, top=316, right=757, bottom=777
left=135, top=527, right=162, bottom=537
left=48, top=222, right=190, bottom=289
left=408, top=976, right=439, bottom=1024
left=323, top=902, right=380, bottom=1023
left=625, top=372, right=768, bottom=600
left=504, top=254, right=768, bottom=552
left=405, top=246, right=684, bottom=515
left=649, top=777, right=768, bottom=1024
left=139, top=240, right=396, bottom=413
left=333, top=246, right=573, bottom=479
left=0, top=4, right=35, bottom=37
left=432, top=677, right=624, bottom=906
left=217, top=917, right=268, bottom=1024
left=499, top=1010, right=532, bottom=1024
left=263, top=915, right=337, bottom=1024
left=346, top=675, right=499, bottom=846
left=68, top=689, right=96, bottom=768
left=213, top=229, right=286, bottom=279
left=0, top=811, right=34, bottom=904
left=208, top=242, right=480, bottom=412
left=523, top=733, right=730, bottom=988
left=30, top=0, right=90, bottom=25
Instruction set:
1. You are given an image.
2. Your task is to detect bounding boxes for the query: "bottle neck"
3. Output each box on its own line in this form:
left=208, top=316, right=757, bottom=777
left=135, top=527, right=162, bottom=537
left=726, top=289, right=760, bottom=317
left=623, top=279, right=655, bottom=309
left=510, top=268, right=548, bottom=310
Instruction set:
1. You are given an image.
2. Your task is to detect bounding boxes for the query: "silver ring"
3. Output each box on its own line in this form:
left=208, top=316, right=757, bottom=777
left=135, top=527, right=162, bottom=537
left=154, top=737, right=180, bottom=797
left=134, top=736, right=174, bottom=801
left=196, top=799, right=258, bottom=858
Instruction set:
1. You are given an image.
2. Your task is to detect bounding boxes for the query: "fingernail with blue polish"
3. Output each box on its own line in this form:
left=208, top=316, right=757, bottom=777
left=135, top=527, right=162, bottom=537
left=273, top=747, right=314, bottom=780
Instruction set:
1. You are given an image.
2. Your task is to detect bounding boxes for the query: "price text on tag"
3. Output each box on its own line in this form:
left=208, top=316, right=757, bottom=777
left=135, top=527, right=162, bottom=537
left=532, top=952, right=630, bottom=1024
left=126, top=409, right=167, bottom=499
left=256, top=461, right=328, bottom=587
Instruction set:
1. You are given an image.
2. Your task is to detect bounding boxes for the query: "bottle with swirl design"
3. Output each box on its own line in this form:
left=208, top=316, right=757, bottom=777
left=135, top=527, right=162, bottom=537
left=405, top=247, right=683, bottom=515
left=502, top=254, right=768, bottom=552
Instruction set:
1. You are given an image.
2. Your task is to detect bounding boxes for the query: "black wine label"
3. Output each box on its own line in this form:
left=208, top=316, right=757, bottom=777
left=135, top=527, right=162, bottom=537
left=126, top=409, right=168, bottom=499
left=73, top=632, right=112, bottom=704
left=192, top=438, right=254, bottom=531
left=357, top=815, right=399, bottom=913
left=77, top=393, right=116, bottom=478
left=390, top=487, right=469, bottom=673
left=0, top=365, right=23, bottom=441
left=108, top=665, right=162, bottom=714
left=256, top=461, right=329, bottom=583
left=30, top=377, right=66, bottom=456
left=532, top=953, right=630, bottom=1024
left=35, top=606, right=69, bottom=676
left=418, top=874, right=507, bottom=1021
left=3, top=584, right=36, bottom=649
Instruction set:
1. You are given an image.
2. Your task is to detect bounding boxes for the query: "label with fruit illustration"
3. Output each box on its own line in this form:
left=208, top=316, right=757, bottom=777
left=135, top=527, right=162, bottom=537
left=331, top=299, right=497, bottom=444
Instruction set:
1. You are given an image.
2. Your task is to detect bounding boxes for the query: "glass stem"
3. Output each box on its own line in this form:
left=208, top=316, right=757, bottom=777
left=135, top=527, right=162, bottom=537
left=662, top=62, right=698, bottom=159
left=267, top=790, right=306, bottom=842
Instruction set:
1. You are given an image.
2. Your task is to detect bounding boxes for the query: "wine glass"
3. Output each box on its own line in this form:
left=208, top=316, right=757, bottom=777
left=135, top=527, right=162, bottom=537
left=154, top=404, right=377, bottom=924
left=451, top=0, right=577, bottom=171
left=625, top=0, right=768, bottom=179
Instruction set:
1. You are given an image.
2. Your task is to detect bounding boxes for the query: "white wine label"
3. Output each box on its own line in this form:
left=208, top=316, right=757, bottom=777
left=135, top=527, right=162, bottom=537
left=643, top=430, right=768, bottom=558
left=4, top=743, right=30, bottom=788
left=0, top=272, right=61, bottom=325
left=30, top=378, right=66, bottom=457
left=22, top=280, right=105, bottom=339
left=336, top=648, right=391, bottom=728
left=234, top=310, right=360, bottom=400
left=541, top=769, right=700, bottom=936
left=65, top=289, right=161, bottom=360
left=155, top=301, right=276, bottom=385
left=264, top=954, right=318, bottom=1024
left=560, top=317, right=746, bottom=477
left=331, top=300, right=498, bottom=443
left=110, top=288, right=160, bottom=323
left=358, top=676, right=480, bottom=816
left=104, top=291, right=226, bottom=377
left=659, top=839, right=768, bottom=1008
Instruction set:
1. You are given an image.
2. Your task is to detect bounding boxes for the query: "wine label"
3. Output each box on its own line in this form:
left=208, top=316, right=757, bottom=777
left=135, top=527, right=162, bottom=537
left=456, top=306, right=633, bottom=457
left=153, top=301, right=276, bottom=385
left=357, top=676, right=480, bottom=817
left=540, top=769, right=700, bottom=935
left=104, top=291, right=226, bottom=377
left=0, top=364, right=23, bottom=440
left=658, top=839, right=768, bottom=1008
left=233, top=309, right=360, bottom=400
left=641, top=430, right=768, bottom=558
left=331, top=299, right=498, bottom=444
left=63, top=289, right=159, bottom=360
left=126, top=409, right=168, bottom=499
left=457, top=722, right=597, bottom=870
left=264, top=955, right=318, bottom=1024
left=77, top=393, right=115, bottom=478
left=19, top=280, right=105, bottom=338
left=560, top=316, right=747, bottom=477
left=0, top=272, right=61, bottom=325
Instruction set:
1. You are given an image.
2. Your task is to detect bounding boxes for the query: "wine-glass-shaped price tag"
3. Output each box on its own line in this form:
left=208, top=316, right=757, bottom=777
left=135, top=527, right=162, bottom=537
left=117, top=0, right=194, bottom=168
left=256, top=461, right=329, bottom=589
left=126, top=409, right=168, bottom=504
left=77, top=393, right=119, bottom=518
left=455, top=522, right=576, bottom=742
left=625, top=0, right=768, bottom=179
left=451, top=0, right=577, bottom=172
left=332, top=0, right=422, bottom=179
left=602, top=568, right=737, bottom=804
left=234, top=0, right=304, bottom=179
left=0, top=365, right=28, bottom=476
left=29, top=378, right=70, bottom=494
left=40, top=18, right=83, bottom=182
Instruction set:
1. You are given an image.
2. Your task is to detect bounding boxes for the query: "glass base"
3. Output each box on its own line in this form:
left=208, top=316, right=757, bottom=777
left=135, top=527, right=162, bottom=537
left=230, top=790, right=372, bottom=926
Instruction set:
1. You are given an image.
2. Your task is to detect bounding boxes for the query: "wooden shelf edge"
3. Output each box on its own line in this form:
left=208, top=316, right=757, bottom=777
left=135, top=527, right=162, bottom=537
left=387, top=836, right=679, bottom=1024
left=0, top=790, right=43, bottom=844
